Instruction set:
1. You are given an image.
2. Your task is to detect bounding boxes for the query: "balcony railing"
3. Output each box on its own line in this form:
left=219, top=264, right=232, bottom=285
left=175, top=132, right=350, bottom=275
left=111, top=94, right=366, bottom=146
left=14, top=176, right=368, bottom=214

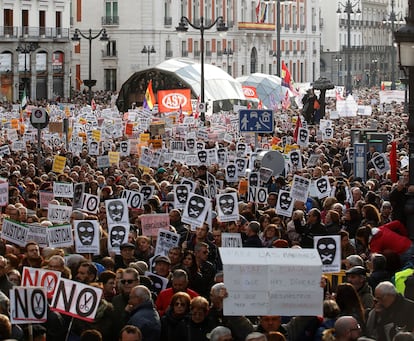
left=194, top=50, right=201, bottom=57
left=182, top=50, right=188, bottom=57
left=166, top=50, right=173, bottom=57
left=0, top=26, right=70, bottom=39
left=102, top=50, right=117, bottom=58
left=284, top=50, right=290, bottom=55
left=102, top=16, right=119, bottom=25
left=206, top=50, right=212, bottom=56
left=300, top=24, right=305, bottom=31
left=292, top=24, right=298, bottom=31
left=284, top=24, right=290, bottom=30
left=217, top=50, right=223, bottom=56
left=164, top=17, right=172, bottom=26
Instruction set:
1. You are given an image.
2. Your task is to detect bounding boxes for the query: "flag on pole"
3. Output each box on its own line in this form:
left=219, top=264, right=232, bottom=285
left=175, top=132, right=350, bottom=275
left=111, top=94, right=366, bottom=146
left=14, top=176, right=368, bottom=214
left=21, top=88, right=27, bottom=110
left=281, top=61, right=291, bottom=88
left=256, top=0, right=261, bottom=22
left=260, top=3, right=268, bottom=23
left=143, top=80, right=156, bottom=110
left=293, top=115, right=302, bottom=143
left=178, top=104, right=184, bottom=123
left=282, top=90, right=291, bottom=110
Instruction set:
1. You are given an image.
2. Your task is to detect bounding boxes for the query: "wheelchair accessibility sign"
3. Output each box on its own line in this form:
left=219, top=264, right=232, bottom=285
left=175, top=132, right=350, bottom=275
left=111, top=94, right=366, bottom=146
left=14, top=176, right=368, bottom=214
left=239, top=110, right=274, bottom=133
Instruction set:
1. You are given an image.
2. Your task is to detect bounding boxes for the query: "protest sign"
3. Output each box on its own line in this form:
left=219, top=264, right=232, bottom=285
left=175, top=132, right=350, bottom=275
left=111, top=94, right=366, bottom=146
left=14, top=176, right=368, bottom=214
left=1, top=219, right=28, bottom=247
left=10, top=287, right=47, bottom=324
left=47, top=224, right=73, bottom=248
left=290, top=175, right=311, bottom=202
left=51, top=278, right=103, bottom=322
left=120, top=189, right=143, bottom=209
left=47, top=204, right=72, bottom=223
left=97, top=155, right=110, bottom=169
left=155, top=229, right=180, bottom=256
left=220, top=247, right=323, bottom=316
left=145, top=271, right=168, bottom=296
left=372, top=153, right=390, bottom=175
left=52, top=155, right=66, bottom=173
left=81, top=193, right=99, bottom=214
left=53, top=182, right=74, bottom=198
left=74, top=220, right=100, bottom=254
left=0, top=181, right=8, bottom=206
left=140, top=214, right=170, bottom=236
left=107, top=224, right=130, bottom=255
left=314, top=235, right=341, bottom=273
left=276, top=190, right=294, bottom=218
left=221, top=233, right=243, bottom=248
left=21, top=267, right=62, bottom=299
left=26, top=224, right=48, bottom=248
left=73, top=183, right=84, bottom=210
left=216, top=192, right=239, bottom=223
left=105, top=198, right=129, bottom=225
left=181, top=193, right=210, bottom=227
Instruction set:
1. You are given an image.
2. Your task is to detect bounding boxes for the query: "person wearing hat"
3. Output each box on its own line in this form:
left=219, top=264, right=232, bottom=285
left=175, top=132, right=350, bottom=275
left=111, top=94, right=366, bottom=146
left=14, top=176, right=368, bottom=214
left=346, top=265, right=374, bottom=311
left=115, top=243, right=137, bottom=271
left=243, top=221, right=263, bottom=248
left=153, top=255, right=172, bottom=279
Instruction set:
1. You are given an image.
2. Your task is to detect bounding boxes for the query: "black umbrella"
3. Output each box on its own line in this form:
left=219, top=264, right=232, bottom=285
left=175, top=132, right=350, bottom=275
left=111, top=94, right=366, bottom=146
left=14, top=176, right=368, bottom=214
left=312, top=77, right=335, bottom=119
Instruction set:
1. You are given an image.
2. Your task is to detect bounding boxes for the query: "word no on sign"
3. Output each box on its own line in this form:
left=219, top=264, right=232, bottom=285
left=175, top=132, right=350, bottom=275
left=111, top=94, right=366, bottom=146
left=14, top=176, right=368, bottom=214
left=239, top=110, right=274, bottom=133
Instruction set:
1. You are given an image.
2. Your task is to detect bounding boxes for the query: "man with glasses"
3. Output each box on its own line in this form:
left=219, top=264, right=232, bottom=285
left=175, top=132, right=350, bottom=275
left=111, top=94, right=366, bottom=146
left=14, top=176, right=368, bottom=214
left=365, top=281, right=414, bottom=340
left=113, top=268, right=141, bottom=338
left=194, top=242, right=216, bottom=297
left=332, top=316, right=361, bottom=341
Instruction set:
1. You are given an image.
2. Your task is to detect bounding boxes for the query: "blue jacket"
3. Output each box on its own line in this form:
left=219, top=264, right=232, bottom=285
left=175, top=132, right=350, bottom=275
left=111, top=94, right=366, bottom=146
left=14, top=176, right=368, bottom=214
left=127, top=300, right=161, bottom=341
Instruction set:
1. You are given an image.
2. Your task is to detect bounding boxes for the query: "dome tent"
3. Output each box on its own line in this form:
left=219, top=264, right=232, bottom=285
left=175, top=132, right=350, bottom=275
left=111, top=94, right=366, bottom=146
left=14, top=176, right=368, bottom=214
left=116, top=58, right=246, bottom=113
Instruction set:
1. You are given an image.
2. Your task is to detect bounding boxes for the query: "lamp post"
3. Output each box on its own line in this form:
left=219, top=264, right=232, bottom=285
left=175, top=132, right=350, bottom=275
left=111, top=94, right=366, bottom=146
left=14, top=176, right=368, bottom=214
left=394, top=0, right=414, bottom=238
left=141, top=45, right=156, bottom=66
left=223, top=47, right=233, bottom=75
left=176, top=16, right=228, bottom=122
left=371, top=58, right=378, bottom=86
left=71, top=28, right=109, bottom=104
left=335, top=55, right=342, bottom=85
left=337, top=0, right=361, bottom=95
left=16, top=42, right=39, bottom=99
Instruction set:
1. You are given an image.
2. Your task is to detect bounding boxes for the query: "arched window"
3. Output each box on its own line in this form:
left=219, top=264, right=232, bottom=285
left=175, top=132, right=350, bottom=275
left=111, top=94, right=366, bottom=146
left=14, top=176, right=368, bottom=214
left=250, top=47, right=258, bottom=74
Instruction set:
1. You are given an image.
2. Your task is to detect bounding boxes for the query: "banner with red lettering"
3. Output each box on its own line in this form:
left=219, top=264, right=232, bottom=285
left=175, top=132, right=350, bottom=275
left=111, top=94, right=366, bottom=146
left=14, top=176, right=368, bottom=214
left=157, top=89, right=192, bottom=113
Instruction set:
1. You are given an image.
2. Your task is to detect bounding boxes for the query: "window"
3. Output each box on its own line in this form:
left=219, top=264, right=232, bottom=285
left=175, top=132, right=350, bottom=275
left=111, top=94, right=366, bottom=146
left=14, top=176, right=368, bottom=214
left=56, top=11, right=62, bottom=35
left=39, top=11, right=46, bottom=36
left=22, top=10, right=29, bottom=35
left=4, top=9, right=13, bottom=36
left=105, top=41, right=117, bottom=57
left=105, top=0, right=118, bottom=17
left=104, top=69, right=117, bottom=91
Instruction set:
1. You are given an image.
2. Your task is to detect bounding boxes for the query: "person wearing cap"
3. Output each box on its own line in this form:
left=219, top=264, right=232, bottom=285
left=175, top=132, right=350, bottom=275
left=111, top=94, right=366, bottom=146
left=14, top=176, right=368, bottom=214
left=345, top=266, right=374, bottom=311
left=365, top=281, right=414, bottom=340
left=155, top=269, right=199, bottom=317
left=153, top=255, right=172, bottom=279
left=115, top=243, right=137, bottom=271
left=243, top=221, right=263, bottom=248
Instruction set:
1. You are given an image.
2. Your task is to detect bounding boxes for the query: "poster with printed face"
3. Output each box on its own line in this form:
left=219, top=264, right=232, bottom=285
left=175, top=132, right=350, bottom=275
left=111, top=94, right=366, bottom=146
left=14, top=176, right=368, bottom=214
left=74, top=220, right=100, bottom=254
left=105, top=198, right=129, bottom=225
left=174, top=184, right=190, bottom=210
left=259, top=167, right=273, bottom=185
left=144, top=271, right=168, bottom=296
left=185, top=138, right=196, bottom=153
left=0, top=181, right=8, bottom=206
left=307, top=154, right=320, bottom=167
left=180, top=178, right=196, bottom=193
left=235, top=158, right=248, bottom=177
left=225, top=163, right=238, bottom=182
left=290, top=175, right=311, bottom=202
left=53, top=182, right=74, bottom=198
left=236, top=142, right=247, bottom=157
left=81, top=193, right=99, bottom=214
left=97, top=155, right=110, bottom=169
left=276, top=190, right=294, bottom=218
left=47, top=224, right=73, bottom=248
left=88, top=141, right=99, bottom=156
left=322, top=126, right=334, bottom=140
left=297, top=128, right=309, bottom=147
left=216, top=192, right=239, bottom=223
left=346, top=147, right=354, bottom=164
left=289, top=150, right=303, bottom=171
left=248, top=172, right=260, bottom=187
left=221, top=233, right=243, bottom=248
left=119, top=140, right=130, bottom=157
left=139, top=147, right=153, bottom=168
left=206, top=172, right=217, bottom=200
left=314, top=176, right=332, bottom=199
left=197, top=149, right=208, bottom=164
left=73, top=183, right=85, bottom=210
left=139, top=185, right=155, bottom=204
left=314, top=235, right=341, bottom=273
left=181, top=193, right=210, bottom=227
left=155, top=229, right=180, bottom=257
left=108, top=224, right=130, bottom=255
left=47, top=204, right=72, bottom=224
left=372, top=153, right=390, bottom=175
left=217, top=148, right=227, bottom=166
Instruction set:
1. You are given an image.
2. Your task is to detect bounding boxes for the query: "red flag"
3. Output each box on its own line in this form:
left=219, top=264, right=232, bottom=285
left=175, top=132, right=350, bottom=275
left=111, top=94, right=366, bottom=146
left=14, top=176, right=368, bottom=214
left=255, top=0, right=261, bottom=22
left=258, top=100, right=263, bottom=109
left=282, top=90, right=290, bottom=110
left=178, top=104, right=184, bottom=123
left=381, top=82, right=385, bottom=91
left=293, top=115, right=302, bottom=143
left=336, top=89, right=344, bottom=101
left=281, top=61, right=291, bottom=87
left=390, top=140, right=398, bottom=183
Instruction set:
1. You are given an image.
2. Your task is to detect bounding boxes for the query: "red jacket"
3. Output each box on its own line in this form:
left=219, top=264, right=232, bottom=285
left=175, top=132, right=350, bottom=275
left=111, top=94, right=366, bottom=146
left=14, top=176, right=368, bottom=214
left=370, top=221, right=412, bottom=255
left=155, top=287, right=199, bottom=317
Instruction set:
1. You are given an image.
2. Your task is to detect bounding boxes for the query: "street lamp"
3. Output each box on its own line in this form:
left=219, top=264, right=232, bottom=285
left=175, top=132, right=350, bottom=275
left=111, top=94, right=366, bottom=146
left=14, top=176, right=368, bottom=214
left=176, top=16, right=228, bottom=122
left=71, top=28, right=109, bottom=104
left=335, top=55, right=342, bottom=85
left=383, top=0, right=405, bottom=90
left=16, top=41, right=39, bottom=99
left=141, top=45, right=156, bottom=66
left=371, top=58, right=378, bottom=86
left=223, top=47, right=233, bottom=75
left=395, top=0, right=414, bottom=238
left=337, top=0, right=361, bottom=95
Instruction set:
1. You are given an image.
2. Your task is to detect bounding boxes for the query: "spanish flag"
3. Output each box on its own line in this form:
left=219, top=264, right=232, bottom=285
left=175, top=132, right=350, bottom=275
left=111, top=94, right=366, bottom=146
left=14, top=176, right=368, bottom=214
left=143, top=80, right=156, bottom=110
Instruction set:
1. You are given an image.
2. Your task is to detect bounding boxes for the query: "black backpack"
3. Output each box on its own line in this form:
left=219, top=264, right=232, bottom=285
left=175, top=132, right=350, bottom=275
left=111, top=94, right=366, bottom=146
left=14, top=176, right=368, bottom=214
left=404, top=274, right=414, bottom=300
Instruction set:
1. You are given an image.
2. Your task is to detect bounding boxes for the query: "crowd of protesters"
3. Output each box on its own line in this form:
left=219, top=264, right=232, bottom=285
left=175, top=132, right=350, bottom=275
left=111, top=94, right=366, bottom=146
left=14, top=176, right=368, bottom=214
left=0, top=86, right=412, bottom=341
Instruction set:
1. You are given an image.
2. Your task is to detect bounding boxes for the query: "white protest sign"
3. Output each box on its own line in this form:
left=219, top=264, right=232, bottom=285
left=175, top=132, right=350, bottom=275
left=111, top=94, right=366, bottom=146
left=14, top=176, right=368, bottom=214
left=74, top=220, right=100, bottom=254
left=140, top=214, right=171, bottom=236
left=372, top=153, right=390, bottom=175
left=174, top=184, right=191, bottom=210
left=10, top=287, right=47, bottom=324
left=312, top=176, right=332, bottom=200
left=155, top=229, right=180, bottom=256
left=216, top=192, right=239, bottom=223
left=1, top=219, right=28, bottom=247
left=97, top=155, right=110, bottom=168
left=247, top=186, right=268, bottom=205
left=290, top=175, right=311, bottom=202
left=139, top=185, right=155, bottom=204
left=120, top=189, right=143, bottom=210
left=51, top=278, right=103, bottom=322
left=314, top=235, right=341, bottom=273
left=181, top=193, right=210, bottom=227
left=47, top=224, right=73, bottom=248
left=21, top=267, right=62, bottom=299
left=107, top=224, right=130, bottom=255
left=276, top=190, right=294, bottom=218
left=47, top=204, right=72, bottom=223
left=145, top=271, right=168, bottom=296
left=105, top=198, right=129, bottom=225
left=221, top=233, right=243, bottom=248
left=81, top=193, right=99, bottom=214
left=26, top=224, right=48, bottom=248
left=220, top=248, right=323, bottom=316
left=53, top=182, right=74, bottom=198
left=0, top=181, right=8, bottom=206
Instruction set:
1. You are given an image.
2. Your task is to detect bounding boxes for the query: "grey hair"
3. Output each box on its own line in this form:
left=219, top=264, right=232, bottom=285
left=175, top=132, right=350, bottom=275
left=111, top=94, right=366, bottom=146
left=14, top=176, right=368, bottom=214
left=245, top=332, right=267, bottom=341
left=210, top=282, right=226, bottom=297
left=132, top=285, right=151, bottom=302
left=376, top=281, right=397, bottom=296
left=209, top=326, right=231, bottom=341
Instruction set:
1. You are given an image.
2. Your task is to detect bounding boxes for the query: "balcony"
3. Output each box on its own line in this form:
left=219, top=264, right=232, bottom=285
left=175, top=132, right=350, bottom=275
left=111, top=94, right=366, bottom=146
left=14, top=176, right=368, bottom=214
left=300, top=25, right=305, bottom=32
left=284, top=50, right=290, bottom=55
left=164, top=17, right=172, bottom=26
left=284, top=24, right=290, bottom=30
left=293, top=50, right=297, bottom=55
left=102, top=50, right=117, bottom=58
left=0, top=26, right=71, bottom=39
left=181, top=50, right=188, bottom=57
left=102, top=16, right=119, bottom=25
left=237, top=22, right=275, bottom=31
left=194, top=50, right=201, bottom=57
left=312, top=25, right=317, bottom=32
left=166, top=50, right=173, bottom=57
left=292, top=24, right=298, bottom=31
left=217, top=50, right=223, bottom=56
left=206, top=50, right=212, bottom=57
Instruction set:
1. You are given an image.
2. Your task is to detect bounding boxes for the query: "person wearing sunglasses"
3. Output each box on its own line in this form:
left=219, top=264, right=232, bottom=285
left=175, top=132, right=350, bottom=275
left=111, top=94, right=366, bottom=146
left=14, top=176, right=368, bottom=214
left=160, top=292, right=191, bottom=341
left=112, top=268, right=141, bottom=339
